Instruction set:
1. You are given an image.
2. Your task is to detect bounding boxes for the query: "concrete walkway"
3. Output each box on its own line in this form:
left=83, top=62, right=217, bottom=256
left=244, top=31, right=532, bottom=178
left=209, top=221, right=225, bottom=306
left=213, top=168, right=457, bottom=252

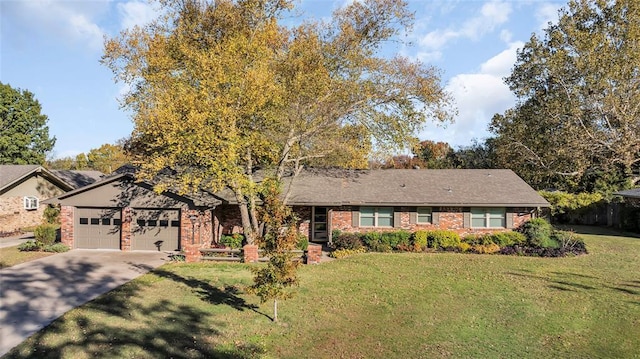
left=0, top=232, right=34, bottom=249
left=0, top=250, right=169, bottom=356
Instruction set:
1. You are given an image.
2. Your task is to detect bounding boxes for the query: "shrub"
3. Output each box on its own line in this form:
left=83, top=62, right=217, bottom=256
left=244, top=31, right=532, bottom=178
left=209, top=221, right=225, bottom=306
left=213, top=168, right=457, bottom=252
left=43, top=204, right=61, bottom=224
left=18, top=240, right=42, bottom=252
left=220, top=233, right=244, bottom=249
left=463, top=234, right=494, bottom=246
left=457, top=242, right=471, bottom=252
left=34, top=224, right=58, bottom=246
left=552, top=230, right=587, bottom=253
left=332, top=232, right=364, bottom=250
left=329, top=248, right=367, bottom=259
left=380, top=231, right=411, bottom=250
left=412, top=230, right=428, bottom=250
left=362, top=232, right=391, bottom=252
left=471, top=243, right=501, bottom=254
left=488, top=231, right=527, bottom=247
left=297, top=235, right=309, bottom=251
left=428, top=230, right=461, bottom=249
left=43, top=243, right=70, bottom=253
left=519, top=218, right=555, bottom=247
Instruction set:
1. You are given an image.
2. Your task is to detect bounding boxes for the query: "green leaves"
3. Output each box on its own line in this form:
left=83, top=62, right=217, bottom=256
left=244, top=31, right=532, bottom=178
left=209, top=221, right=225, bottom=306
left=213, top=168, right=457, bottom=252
left=492, top=0, right=640, bottom=192
left=0, top=82, right=55, bottom=165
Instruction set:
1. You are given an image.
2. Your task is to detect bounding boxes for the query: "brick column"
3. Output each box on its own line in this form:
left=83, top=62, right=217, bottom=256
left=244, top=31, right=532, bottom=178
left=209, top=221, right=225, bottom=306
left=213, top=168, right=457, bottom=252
left=305, top=243, right=322, bottom=264
left=60, top=206, right=74, bottom=248
left=180, top=209, right=214, bottom=262
left=121, top=207, right=132, bottom=251
left=243, top=244, right=259, bottom=263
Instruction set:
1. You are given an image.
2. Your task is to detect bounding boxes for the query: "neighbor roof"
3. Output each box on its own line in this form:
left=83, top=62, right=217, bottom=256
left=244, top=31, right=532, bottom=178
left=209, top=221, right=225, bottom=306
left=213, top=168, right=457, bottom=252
left=51, top=170, right=104, bottom=189
left=615, top=188, right=640, bottom=199
left=0, top=165, right=74, bottom=193
left=279, top=168, right=549, bottom=207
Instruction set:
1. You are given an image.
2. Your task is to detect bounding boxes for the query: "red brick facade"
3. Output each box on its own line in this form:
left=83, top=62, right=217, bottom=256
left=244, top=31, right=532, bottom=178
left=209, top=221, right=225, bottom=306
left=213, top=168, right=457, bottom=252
left=213, top=204, right=535, bottom=241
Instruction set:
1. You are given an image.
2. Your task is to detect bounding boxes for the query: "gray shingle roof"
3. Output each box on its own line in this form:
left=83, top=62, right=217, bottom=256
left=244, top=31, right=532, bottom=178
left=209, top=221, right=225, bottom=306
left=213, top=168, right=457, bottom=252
left=282, top=169, right=549, bottom=207
left=0, top=165, right=41, bottom=190
left=615, top=188, right=640, bottom=199
left=51, top=170, right=104, bottom=189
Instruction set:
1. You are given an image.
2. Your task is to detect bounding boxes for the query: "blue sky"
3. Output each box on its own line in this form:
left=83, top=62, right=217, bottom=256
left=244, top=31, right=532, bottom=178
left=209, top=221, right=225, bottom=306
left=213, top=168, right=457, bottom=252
left=1, top=0, right=564, bottom=159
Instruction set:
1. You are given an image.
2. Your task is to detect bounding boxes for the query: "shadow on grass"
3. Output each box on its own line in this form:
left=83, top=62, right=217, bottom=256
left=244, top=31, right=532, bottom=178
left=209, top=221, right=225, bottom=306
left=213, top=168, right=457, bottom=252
left=2, top=264, right=266, bottom=359
left=508, top=270, right=640, bottom=296
left=556, top=224, right=640, bottom=238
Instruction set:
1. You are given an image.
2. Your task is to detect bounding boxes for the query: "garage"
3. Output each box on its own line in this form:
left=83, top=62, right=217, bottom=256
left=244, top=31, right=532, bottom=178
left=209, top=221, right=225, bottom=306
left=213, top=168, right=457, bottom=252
left=75, top=207, right=121, bottom=249
left=131, top=209, right=180, bottom=251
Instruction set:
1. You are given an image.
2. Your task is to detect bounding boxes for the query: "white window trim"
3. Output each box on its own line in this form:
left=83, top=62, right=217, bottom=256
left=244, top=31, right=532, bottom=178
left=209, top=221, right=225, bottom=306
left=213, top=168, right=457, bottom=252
left=24, top=196, right=39, bottom=210
left=417, top=207, right=432, bottom=224
left=471, top=208, right=505, bottom=228
left=359, top=207, right=394, bottom=228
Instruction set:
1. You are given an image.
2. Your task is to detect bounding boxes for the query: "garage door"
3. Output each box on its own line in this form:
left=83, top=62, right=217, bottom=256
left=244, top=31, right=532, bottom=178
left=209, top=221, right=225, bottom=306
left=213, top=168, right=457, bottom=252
left=76, top=208, right=121, bottom=249
left=131, top=209, right=180, bottom=251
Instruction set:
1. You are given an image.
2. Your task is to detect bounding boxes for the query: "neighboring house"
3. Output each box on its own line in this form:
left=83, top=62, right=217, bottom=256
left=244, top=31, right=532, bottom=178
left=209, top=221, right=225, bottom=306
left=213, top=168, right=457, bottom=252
left=47, top=168, right=548, bottom=261
left=0, top=165, right=103, bottom=233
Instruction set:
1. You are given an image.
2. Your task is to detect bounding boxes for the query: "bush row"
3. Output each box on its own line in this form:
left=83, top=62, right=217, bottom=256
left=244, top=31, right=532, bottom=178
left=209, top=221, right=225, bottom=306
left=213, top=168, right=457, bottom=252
left=330, top=219, right=587, bottom=258
left=18, top=240, right=70, bottom=253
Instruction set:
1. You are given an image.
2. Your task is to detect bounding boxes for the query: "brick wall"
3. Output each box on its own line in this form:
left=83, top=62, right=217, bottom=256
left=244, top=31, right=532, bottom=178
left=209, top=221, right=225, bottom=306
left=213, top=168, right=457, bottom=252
left=180, top=209, right=213, bottom=262
left=211, top=204, right=536, bottom=241
left=121, top=207, right=132, bottom=251
left=0, top=197, right=45, bottom=233
left=60, top=205, right=74, bottom=247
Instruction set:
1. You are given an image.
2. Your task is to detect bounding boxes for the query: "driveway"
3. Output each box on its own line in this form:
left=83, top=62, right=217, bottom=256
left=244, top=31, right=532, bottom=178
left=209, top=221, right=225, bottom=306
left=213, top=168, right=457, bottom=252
left=0, top=233, right=34, bottom=249
left=0, top=250, right=169, bottom=356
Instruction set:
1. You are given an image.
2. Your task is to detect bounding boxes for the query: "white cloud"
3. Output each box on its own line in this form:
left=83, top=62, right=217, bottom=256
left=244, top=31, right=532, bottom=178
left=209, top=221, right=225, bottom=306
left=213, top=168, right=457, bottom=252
left=416, top=1, right=512, bottom=61
left=499, top=29, right=512, bottom=43
left=535, top=2, right=562, bottom=31
left=16, top=0, right=106, bottom=51
left=419, top=42, right=522, bottom=147
left=118, top=1, right=159, bottom=30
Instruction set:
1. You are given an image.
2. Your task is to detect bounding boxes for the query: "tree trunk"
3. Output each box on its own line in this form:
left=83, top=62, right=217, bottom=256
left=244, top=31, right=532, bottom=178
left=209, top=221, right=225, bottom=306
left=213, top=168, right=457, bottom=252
left=273, top=299, right=278, bottom=322
left=234, top=188, right=255, bottom=244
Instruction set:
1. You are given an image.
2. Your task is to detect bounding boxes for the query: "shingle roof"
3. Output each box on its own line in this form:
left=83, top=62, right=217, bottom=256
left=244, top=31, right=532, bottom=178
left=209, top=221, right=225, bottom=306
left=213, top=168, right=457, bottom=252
left=281, top=168, right=549, bottom=207
left=0, top=165, right=73, bottom=193
left=51, top=170, right=104, bottom=189
left=615, top=188, right=640, bottom=199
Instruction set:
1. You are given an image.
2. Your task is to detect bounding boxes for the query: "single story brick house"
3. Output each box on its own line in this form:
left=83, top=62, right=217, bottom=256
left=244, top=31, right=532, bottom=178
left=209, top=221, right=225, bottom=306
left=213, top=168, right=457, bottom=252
left=46, top=168, right=548, bottom=261
left=0, top=165, right=102, bottom=233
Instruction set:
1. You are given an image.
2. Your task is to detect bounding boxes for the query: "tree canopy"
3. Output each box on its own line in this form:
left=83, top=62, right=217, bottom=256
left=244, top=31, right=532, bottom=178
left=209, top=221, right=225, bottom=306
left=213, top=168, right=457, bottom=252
left=490, top=0, right=640, bottom=192
left=103, top=0, right=454, bottom=242
left=48, top=142, right=129, bottom=174
left=0, top=82, right=56, bottom=165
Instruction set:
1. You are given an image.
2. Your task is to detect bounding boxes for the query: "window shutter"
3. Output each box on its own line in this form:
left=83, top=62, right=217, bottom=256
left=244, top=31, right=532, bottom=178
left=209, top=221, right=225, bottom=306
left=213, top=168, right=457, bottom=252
left=506, top=210, right=514, bottom=229
left=409, top=208, right=417, bottom=224
left=432, top=211, right=440, bottom=225
left=463, top=211, right=471, bottom=228
left=393, top=210, right=401, bottom=228
left=351, top=207, right=359, bottom=227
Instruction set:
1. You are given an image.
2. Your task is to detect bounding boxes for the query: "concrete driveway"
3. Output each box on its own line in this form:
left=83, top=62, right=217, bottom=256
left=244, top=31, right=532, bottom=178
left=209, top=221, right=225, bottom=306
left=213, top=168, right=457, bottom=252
left=0, top=250, right=170, bottom=356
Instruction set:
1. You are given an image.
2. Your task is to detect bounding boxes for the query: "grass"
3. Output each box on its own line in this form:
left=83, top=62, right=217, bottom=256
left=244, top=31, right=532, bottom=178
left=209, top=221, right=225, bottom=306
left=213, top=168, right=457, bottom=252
left=0, top=246, right=54, bottom=269
left=4, top=226, right=639, bottom=358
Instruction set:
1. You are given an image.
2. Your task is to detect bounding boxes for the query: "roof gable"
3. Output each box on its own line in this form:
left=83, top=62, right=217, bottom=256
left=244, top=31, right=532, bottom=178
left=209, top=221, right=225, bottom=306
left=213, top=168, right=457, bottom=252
left=0, top=165, right=73, bottom=194
left=47, top=173, right=221, bottom=209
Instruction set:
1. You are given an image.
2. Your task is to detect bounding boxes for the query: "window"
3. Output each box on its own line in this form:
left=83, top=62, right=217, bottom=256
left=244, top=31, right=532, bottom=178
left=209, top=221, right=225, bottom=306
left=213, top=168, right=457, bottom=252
left=471, top=208, right=505, bottom=228
left=359, top=207, right=394, bottom=227
left=24, top=196, right=39, bottom=210
left=90, top=218, right=100, bottom=225
left=417, top=207, right=432, bottom=224
left=101, top=218, right=111, bottom=225
left=79, top=218, right=89, bottom=225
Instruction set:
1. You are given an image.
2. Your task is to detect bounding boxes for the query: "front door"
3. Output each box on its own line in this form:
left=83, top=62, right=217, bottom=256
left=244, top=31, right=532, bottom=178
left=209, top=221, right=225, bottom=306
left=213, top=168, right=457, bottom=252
left=312, top=207, right=328, bottom=242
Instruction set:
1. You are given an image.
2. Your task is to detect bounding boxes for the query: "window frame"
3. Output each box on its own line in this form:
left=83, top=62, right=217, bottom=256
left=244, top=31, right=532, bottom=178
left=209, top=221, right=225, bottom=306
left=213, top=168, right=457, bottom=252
left=470, top=207, right=506, bottom=228
left=359, top=206, right=394, bottom=228
left=416, top=207, right=433, bottom=224
left=23, top=196, right=39, bottom=210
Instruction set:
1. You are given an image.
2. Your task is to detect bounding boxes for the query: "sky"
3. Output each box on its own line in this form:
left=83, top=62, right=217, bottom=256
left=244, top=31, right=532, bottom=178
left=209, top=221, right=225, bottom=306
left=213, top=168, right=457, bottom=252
left=1, top=0, right=564, bottom=159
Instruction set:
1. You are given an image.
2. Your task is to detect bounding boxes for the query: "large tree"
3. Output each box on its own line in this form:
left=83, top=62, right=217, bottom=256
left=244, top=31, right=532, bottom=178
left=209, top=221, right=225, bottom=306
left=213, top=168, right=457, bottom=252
left=490, top=0, right=640, bottom=192
left=0, top=82, right=56, bottom=165
left=102, top=0, right=453, bottom=243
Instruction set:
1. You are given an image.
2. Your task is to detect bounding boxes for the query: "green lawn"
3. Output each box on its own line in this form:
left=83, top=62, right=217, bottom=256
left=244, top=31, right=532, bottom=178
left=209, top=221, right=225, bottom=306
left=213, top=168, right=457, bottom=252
left=4, top=226, right=639, bottom=359
left=0, top=246, right=54, bottom=269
